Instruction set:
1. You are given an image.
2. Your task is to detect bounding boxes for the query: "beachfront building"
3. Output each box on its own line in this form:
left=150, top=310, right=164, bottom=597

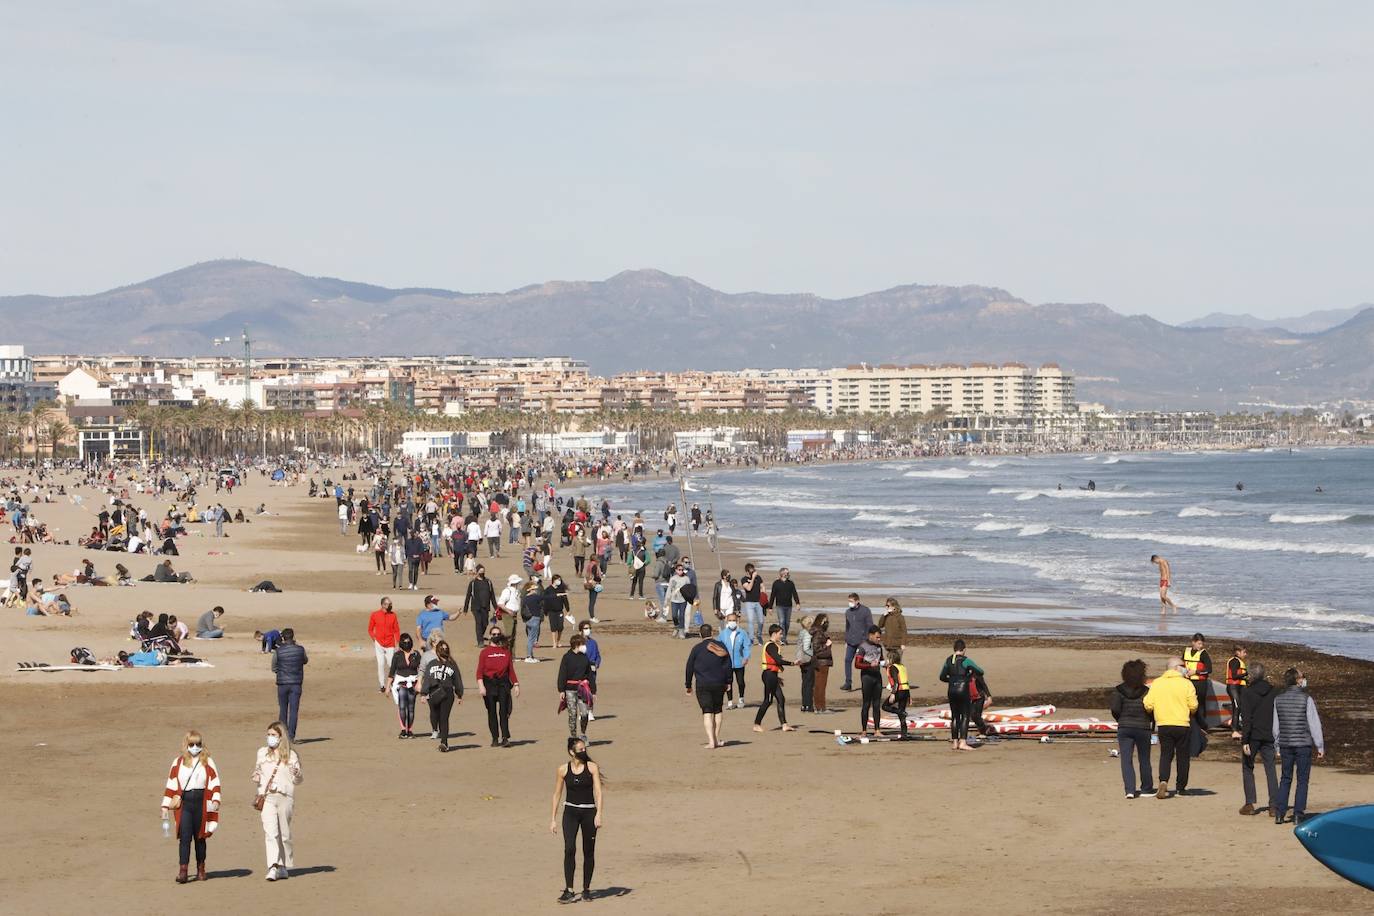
left=0, top=346, right=59, bottom=412
left=803, top=363, right=1075, bottom=416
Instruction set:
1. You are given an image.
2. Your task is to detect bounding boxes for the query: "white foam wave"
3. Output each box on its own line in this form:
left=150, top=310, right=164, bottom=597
left=974, top=521, right=1049, bottom=537
left=1178, top=506, right=1239, bottom=518
left=969, top=458, right=1008, bottom=468
left=1268, top=512, right=1352, bottom=525
left=904, top=468, right=975, bottom=479
left=1103, top=509, right=1154, bottom=517
left=1072, top=527, right=1374, bottom=560
left=1103, top=456, right=1121, bottom=465
left=853, top=512, right=930, bottom=529
left=851, top=537, right=954, bottom=557
left=989, top=487, right=1161, bottom=501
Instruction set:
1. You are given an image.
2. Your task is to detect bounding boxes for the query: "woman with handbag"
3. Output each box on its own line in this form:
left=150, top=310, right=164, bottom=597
left=160, top=729, right=222, bottom=884
left=583, top=563, right=602, bottom=623
left=252, top=721, right=303, bottom=880
left=809, top=614, right=834, bottom=713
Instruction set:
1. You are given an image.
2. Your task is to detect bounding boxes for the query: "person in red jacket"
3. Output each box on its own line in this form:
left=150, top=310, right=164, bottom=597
left=368, top=597, right=401, bottom=693
left=477, top=628, right=521, bottom=747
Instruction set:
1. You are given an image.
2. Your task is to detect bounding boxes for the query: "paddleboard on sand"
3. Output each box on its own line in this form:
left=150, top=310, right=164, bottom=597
left=1294, top=805, right=1374, bottom=891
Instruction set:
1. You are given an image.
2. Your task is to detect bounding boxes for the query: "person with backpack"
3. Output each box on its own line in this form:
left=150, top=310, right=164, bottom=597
left=522, top=580, right=545, bottom=664
left=420, top=640, right=463, bottom=752
left=1109, top=659, right=1155, bottom=799
left=939, top=639, right=984, bottom=751
left=627, top=543, right=649, bottom=598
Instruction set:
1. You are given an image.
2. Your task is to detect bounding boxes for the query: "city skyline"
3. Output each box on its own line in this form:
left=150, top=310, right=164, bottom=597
left=3, top=2, right=1371, bottom=321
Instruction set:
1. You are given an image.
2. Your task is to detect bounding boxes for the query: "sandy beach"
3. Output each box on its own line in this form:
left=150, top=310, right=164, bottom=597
left=2, top=469, right=1371, bottom=915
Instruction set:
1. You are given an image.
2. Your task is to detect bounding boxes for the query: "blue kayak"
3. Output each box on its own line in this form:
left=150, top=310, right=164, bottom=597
left=1294, top=805, right=1374, bottom=891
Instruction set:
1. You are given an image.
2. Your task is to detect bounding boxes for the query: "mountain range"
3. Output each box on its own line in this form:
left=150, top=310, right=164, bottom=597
left=4, top=259, right=1373, bottom=411
left=1179, top=306, right=1370, bottom=334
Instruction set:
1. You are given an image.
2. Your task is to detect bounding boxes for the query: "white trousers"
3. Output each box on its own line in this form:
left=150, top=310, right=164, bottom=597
left=373, top=641, right=391, bottom=688
left=261, top=795, right=295, bottom=870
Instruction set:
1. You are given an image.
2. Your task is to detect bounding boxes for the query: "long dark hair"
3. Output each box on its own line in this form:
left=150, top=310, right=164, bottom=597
left=1121, top=658, right=1147, bottom=690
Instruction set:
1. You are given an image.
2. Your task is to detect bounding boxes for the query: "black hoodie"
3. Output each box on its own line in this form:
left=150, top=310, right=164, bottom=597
left=1110, top=683, right=1152, bottom=731
left=1239, top=678, right=1276, bottom=744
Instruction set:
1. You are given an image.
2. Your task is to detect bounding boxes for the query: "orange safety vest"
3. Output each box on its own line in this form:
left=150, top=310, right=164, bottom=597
left=888, top=662, right=910, bottom=691
left=1183, top=647, right=1208, bottom=681
left=761, top=644, right=782, bottom=673
left=1226, top=655, right=1247, bottom=686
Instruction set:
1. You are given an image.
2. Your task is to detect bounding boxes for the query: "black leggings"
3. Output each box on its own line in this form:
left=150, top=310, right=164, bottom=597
left=629, top=567, right=645, bottom=597
left=177, top=789, right=206, bottom=866
left=891, top=689, right=910, bottom=736
left=970, top=698, right=988, bottom=737
left=860, top=672, right=883, bottom=733
left=374, top=550, right=386, bottom=571
left=949, top=693, right=971, bottom=741
left=754, top=671, right=787, bottom=726
left=396, top=686, right=416, bottom=731
left=1227, top=684, right=1244, bottom=733
left=562, top=806, right=597, bottom=891
left=484, top=679, right=513, bottom=741
left=428, top=691, right=454, bottom=745
left=730, top=667, right=746, bottom=702
left=573, top=556, right=585, bottom=575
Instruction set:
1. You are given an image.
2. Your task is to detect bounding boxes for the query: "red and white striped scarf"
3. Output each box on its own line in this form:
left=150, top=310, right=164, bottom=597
left=161, top=756, right=222, bottom=837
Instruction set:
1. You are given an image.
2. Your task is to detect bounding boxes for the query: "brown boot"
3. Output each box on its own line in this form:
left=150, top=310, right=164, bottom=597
left=196, top=861, right=207, bottom=882
left=1239, top=803, right=1255, bottom=815
left=176, top=865, right=189, bottom=884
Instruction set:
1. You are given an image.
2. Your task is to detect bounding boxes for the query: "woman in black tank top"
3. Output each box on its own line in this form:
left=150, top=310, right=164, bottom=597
left=548, top=736, right=603, bottom=904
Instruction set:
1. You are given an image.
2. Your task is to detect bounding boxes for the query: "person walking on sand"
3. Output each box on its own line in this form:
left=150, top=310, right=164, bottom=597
left=420, top=640, right=463, bottom=752
left=1238, top=662, right=1278, bottom=817
left=1151, top=554, right=1178, bottom=614
left=387, top=633, right=422, bottom=738
left=1143, top=657, right=1198, bottom=799
left=464, top=564, right=497, bottom=648
left=939, top=639, right=983, bottom=751
left=841, top=593, right=872, bottom=692
left=739, top=563, right=764, bottom=645
left=367, top=597, right=400, bottom=694
left=795, top=614, right=816, bottom=712
left=160, top=729, right=222, bottom=884
left=1273, top=667, right=1326, bottom=825
left=390, top=535, right=406, bottom=590
left=253, top=721, right=303, bottom=882
left=768, top=568, right=800, bottom=644
left=522, top=579, right=545, bottom=664
left=549, top=736, right=604, bottom=904
left=271, top=628, right=308, bottom=740
left=558, top=634, right=596, bottom=741
left=720, top=612, right=751, bottom=710
left=855, top=626, right=886, bottom=737
left=810, top=614, right=834, bottom=713
left=753, top=624, right=796, bottom=733
left=1110, top=659, right=1155, bottom=799
left=685, top=624, right=732, bottom=749
left=477, top=629, right=520, bottom=747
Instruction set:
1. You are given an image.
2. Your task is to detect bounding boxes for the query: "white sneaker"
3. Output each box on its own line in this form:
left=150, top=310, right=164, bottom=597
left=587, top=711, right=595, bottom=721
left=266, top=866, right=279, bottom=881
left=589, top=617, right=600, bottom=624
left=278, top=867, right=290, bottom=879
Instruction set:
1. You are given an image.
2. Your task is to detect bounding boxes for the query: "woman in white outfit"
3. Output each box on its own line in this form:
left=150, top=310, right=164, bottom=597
left=252, top=720, right=303, bottom=881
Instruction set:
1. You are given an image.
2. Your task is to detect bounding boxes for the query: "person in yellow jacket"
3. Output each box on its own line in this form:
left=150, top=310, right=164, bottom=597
left=1143, top=659, right=1199, bottom=799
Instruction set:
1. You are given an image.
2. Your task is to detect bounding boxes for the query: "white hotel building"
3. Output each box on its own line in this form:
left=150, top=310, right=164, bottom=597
left=750, top=363, right=1074, bottom=416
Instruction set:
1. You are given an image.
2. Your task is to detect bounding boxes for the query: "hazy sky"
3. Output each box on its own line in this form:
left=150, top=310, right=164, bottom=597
left=3, top=1, right=1370, bottom=322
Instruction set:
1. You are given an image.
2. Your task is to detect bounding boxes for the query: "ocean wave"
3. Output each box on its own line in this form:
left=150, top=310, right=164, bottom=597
left=988, top=487, right=1162, bottom=501
left=853, top=511, right=930, bottom=529
left=969, top=458, right=1008, bottom=468
left=1071, top=527, right=1374, bottom=560
left=1103, top=509, right=1154, bottom=517
left=1178, top=506, right=1240, bottom=518
left=974, top=521, right=1050, bottom=537
left=904, top=468, right=975, bottom=479
left=851, top=537, right=954, bottom=557
left=1268, top=512, right=1353, bottom=525
left=1103, top=456, right=1121, bottom=464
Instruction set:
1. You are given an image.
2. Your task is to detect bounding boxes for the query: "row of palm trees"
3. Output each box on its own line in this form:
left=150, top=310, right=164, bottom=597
left=0, top=400, right=73, bottom=460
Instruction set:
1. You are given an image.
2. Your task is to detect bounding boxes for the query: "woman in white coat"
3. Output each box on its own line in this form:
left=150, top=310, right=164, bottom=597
left=252, top=720, right=304, bottom=881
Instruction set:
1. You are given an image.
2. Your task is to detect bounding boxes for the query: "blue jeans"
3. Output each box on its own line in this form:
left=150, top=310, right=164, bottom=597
left=276, top=683, right=302, bottom=739
left=656, top=582, right=670, bottom=614
left=843, top=642, right=859, bottom=688
left=525, top=615, right=542, bottom=658
left=198, top=629, right=224, bottom=639
left=1277, top=744, right=1314, bottom=818
left=671, top=601, right=687, bottom=630
left=776, top=605, right=793, bottom=642
left=741, top=601, right=764, bottom=643
left=1117, top=726, right=1154, bottom=794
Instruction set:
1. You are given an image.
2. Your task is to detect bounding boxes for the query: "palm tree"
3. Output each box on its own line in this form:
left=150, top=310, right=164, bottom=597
left=45, top=418, right=72, bottom=459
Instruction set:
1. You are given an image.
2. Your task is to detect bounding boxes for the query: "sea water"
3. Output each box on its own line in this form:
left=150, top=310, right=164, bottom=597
left=585, top=447, right=1374, bottom=660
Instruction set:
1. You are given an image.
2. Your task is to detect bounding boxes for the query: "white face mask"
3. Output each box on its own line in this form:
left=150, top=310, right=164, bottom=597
left=266, top=735, right=280, bottom=748
left=187, top=744, right=202, bottom=756
left=580, top=630, right=590, bottom=638
left=576, top=646, right=587, bottom=654
left=1298, top=678, right=1308, bottom=689
left=848, top=601, right=858, bottom=609
left=726, top=621, right=738, bottom=630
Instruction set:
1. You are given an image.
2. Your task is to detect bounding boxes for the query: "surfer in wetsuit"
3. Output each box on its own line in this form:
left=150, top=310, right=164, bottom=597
left=1151, top=555, right=1178, bottom=614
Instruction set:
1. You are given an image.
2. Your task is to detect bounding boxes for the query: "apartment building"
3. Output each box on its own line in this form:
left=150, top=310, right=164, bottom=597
left=808, top=363, right=1074, bottom=416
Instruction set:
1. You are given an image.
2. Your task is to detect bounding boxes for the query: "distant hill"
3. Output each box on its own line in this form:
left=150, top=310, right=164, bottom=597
left=4, top=259, right=1373, bottom=410
left=1180, top=306, right=1372, bottom=334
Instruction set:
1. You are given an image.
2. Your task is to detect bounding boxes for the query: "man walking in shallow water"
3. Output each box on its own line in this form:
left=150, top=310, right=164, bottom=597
left=1151, top=555, right=1178, bottom=614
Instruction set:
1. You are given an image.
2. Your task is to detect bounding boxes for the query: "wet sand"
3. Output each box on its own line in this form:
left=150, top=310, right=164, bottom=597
left=2, top=471, right=1370, bottom=914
